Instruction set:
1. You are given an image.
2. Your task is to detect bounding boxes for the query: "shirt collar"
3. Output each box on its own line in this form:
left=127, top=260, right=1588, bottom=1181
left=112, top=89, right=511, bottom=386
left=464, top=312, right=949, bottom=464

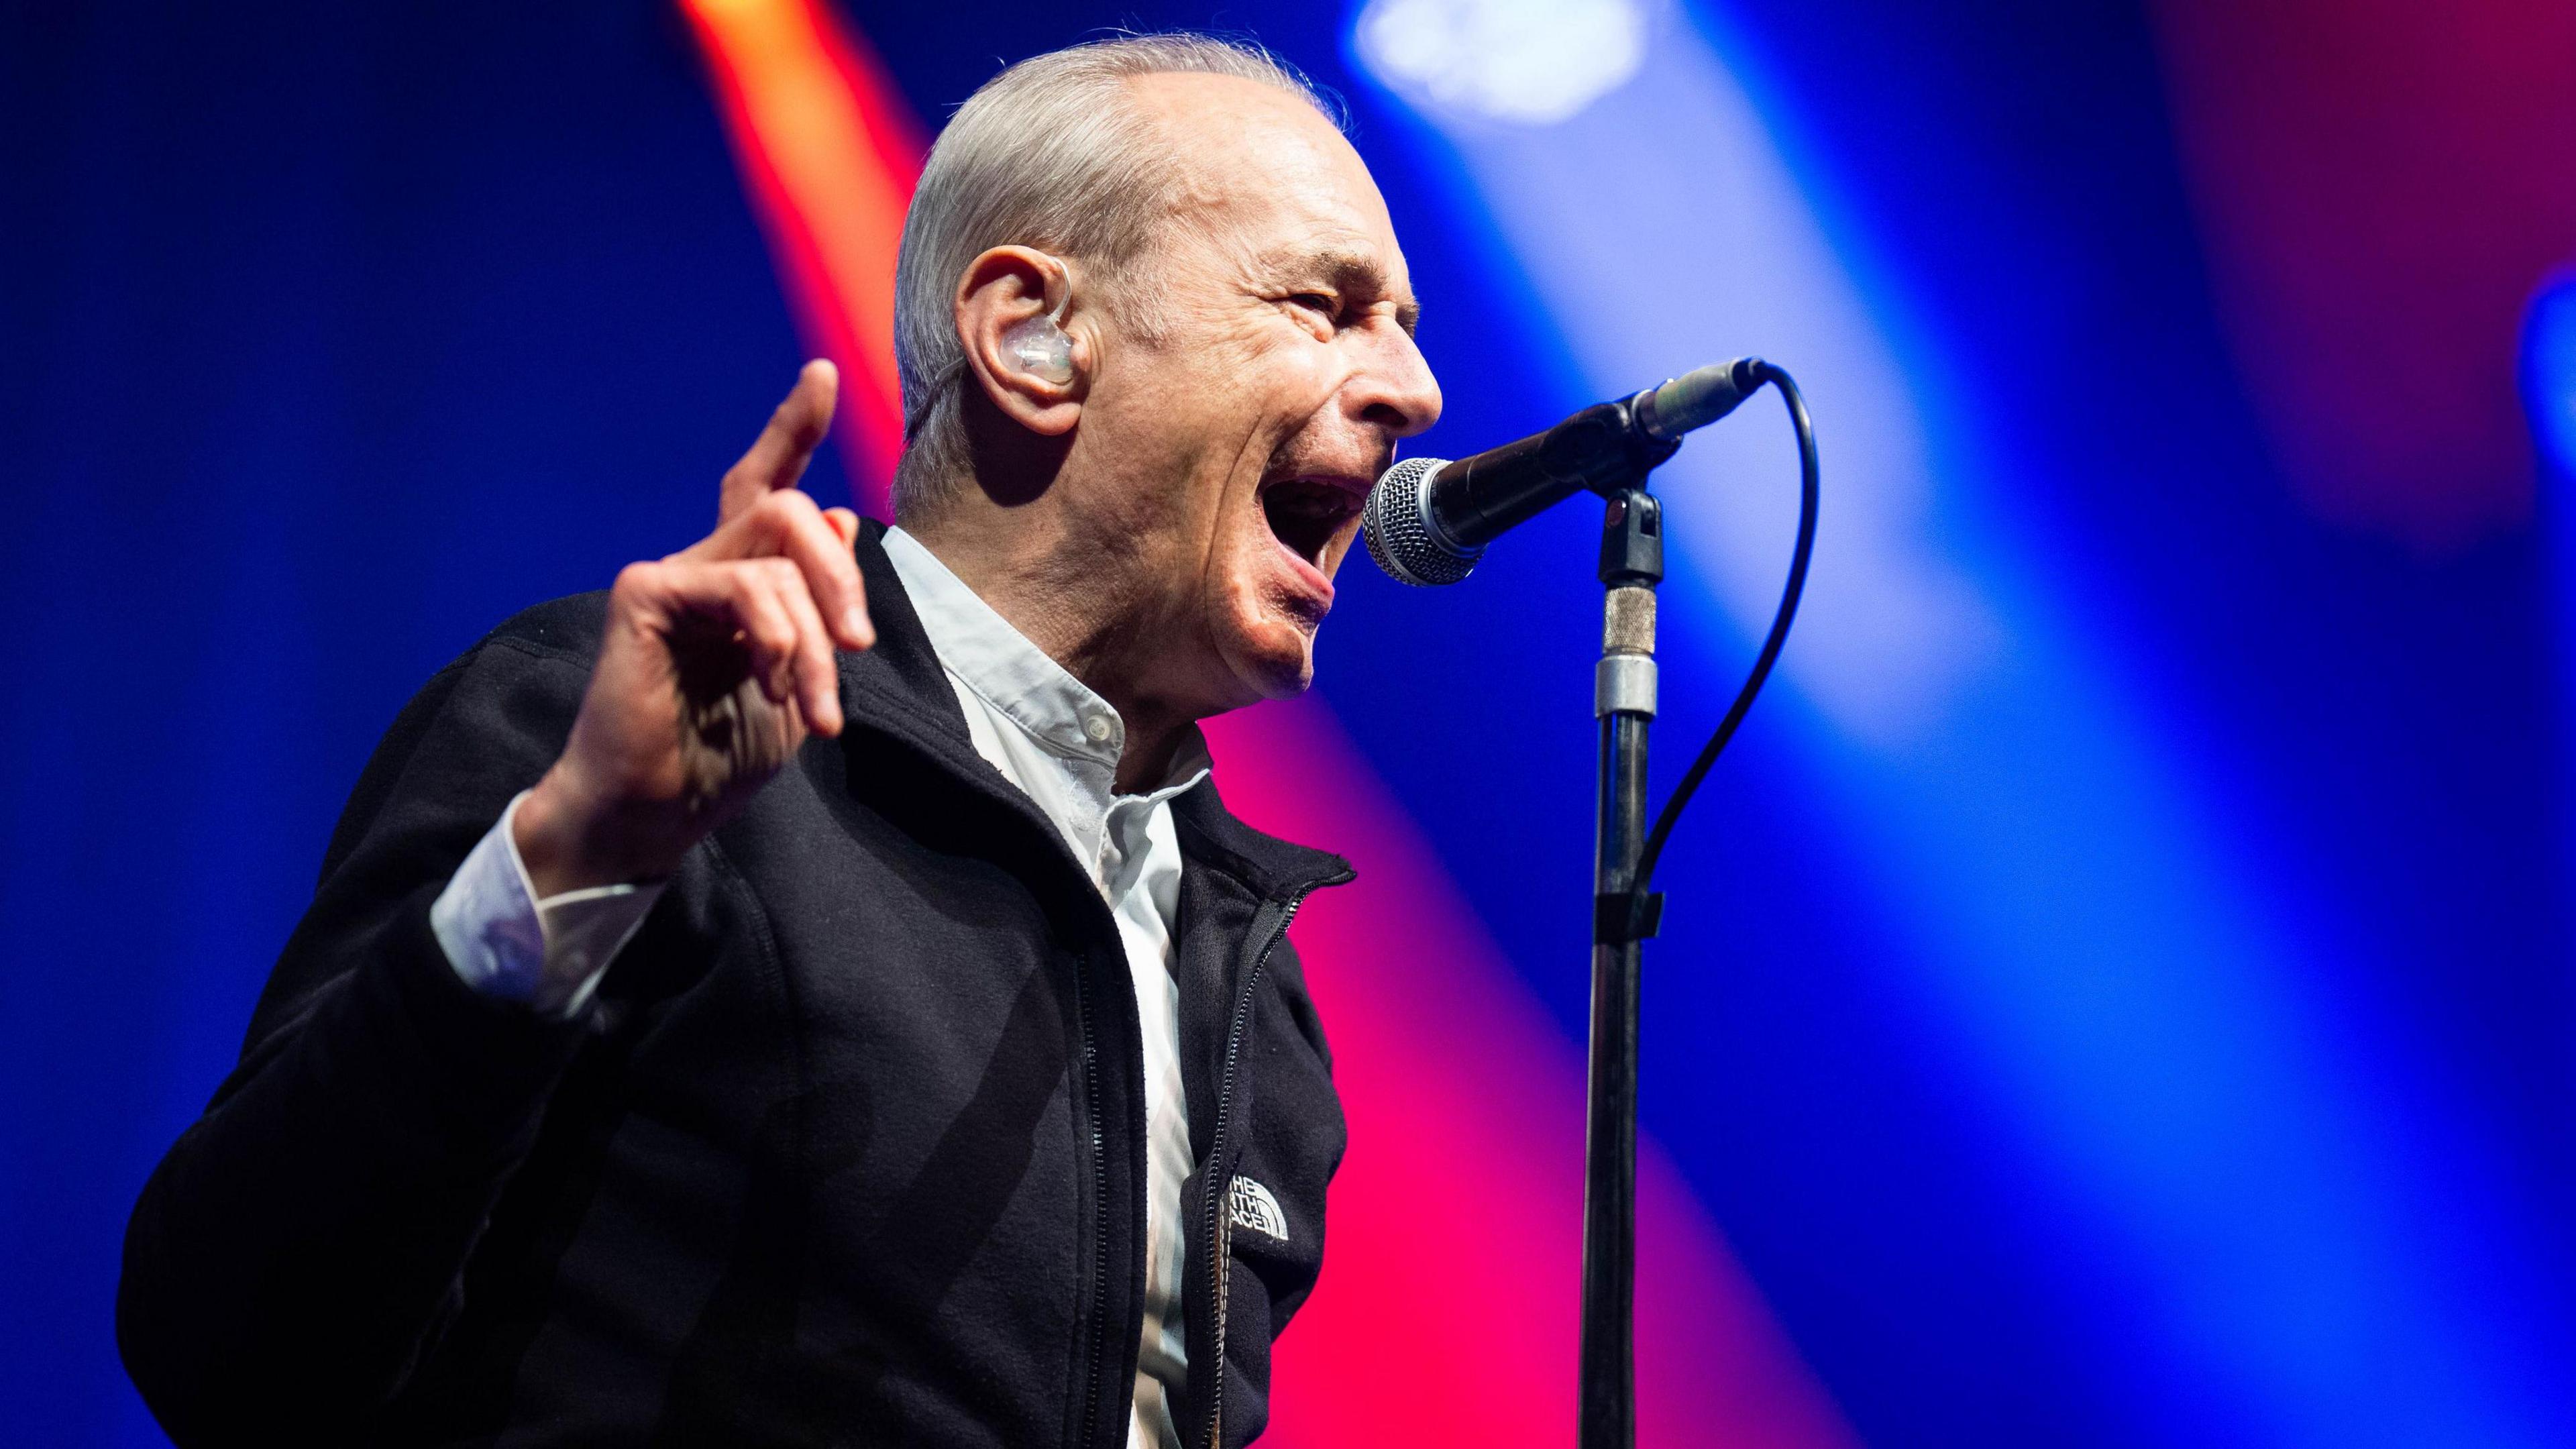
left=1134, top=726, right=1214, bottom=806
left=881, top=525, right=1210, bottom=795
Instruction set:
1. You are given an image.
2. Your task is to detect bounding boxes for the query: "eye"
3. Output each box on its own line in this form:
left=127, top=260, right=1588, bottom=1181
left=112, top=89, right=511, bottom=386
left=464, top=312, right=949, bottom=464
left=1283, top=292, right=1341, bottom=327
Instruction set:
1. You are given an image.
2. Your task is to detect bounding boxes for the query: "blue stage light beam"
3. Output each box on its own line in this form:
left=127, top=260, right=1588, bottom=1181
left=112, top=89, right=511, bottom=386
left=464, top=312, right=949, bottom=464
left=1350, top=0, right=2576, bottom=1441
left=2527, top=274, right=2576, bottom=481
left=2526, top=272, right=2576, bottom=956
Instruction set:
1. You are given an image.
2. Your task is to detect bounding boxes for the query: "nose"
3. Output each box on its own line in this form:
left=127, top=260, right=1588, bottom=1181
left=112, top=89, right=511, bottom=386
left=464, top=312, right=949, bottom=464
left=1346, top=319, right=1442, bottom=442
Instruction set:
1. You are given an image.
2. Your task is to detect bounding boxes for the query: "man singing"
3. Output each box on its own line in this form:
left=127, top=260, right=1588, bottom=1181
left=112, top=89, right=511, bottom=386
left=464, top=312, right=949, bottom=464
left=118, top=34, right=1440, bottom=1448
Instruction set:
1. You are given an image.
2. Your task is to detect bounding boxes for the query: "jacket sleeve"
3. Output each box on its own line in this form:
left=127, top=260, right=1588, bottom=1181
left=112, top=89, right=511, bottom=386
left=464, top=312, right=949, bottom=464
left=117, top=617, right=608, bottom=1444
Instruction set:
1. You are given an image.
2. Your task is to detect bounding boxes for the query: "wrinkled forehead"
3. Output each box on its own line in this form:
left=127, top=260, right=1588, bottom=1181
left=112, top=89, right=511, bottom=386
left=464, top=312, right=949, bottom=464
left=1124, top=72, right=1410, bottom=290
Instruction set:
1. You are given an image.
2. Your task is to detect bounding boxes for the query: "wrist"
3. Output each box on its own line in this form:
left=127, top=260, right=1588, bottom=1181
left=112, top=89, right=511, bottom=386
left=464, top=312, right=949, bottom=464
left=514, top=767, right=680, bottom=898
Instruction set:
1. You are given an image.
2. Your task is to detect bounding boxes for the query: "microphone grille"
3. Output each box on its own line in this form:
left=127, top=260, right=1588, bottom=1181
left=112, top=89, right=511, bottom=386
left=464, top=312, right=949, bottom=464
left=1362, top=456, right=1480, bottom=587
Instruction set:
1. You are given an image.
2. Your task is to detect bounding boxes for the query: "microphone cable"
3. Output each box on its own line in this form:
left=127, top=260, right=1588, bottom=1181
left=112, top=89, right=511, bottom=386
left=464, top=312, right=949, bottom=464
left=1629, top=360, right=1818, bottom=906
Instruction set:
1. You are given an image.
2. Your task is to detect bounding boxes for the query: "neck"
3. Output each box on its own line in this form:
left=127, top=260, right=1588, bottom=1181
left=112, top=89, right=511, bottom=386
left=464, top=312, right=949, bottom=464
left=902, top=507, right=1199, bottom=796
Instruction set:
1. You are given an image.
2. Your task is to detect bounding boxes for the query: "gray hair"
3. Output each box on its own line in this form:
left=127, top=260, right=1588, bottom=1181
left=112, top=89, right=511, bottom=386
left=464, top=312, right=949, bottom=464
left=890, top=34, right=1343, bottom=519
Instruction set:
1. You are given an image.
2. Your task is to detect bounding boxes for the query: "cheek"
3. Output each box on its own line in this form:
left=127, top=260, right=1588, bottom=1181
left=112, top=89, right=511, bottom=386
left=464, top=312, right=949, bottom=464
left=1272, top=340, right=1346, bottom=417
left=1212, top=314, right=1346, bottom=425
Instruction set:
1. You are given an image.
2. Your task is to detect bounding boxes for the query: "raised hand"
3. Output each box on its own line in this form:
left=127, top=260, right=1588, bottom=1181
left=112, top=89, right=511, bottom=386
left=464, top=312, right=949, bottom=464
left=513, top=361, right=873, bottom=897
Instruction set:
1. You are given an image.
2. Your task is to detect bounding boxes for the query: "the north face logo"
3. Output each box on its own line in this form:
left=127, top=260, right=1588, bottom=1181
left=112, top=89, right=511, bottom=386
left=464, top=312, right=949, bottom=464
left=1226, top=1175, right=1288, bottom=1243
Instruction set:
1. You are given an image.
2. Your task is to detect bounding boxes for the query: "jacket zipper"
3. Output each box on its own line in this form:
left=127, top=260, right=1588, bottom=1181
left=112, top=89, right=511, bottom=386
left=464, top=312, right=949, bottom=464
left=1072, top=948, right=1112, bottom=1448
left=1198, top=890, right=1316, bottom=1449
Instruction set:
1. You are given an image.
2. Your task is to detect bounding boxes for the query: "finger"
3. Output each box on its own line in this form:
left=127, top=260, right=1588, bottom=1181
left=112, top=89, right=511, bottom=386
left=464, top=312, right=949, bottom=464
left=761, top=556, right=847, bottom=737
left=685, top=489, right=873, bottom=651
left=822, top=506, right=861, bottom=549
left=718, top=359, right=840, bottom=526
left=718, top=566, right=808, bottom=708
left=643, top=559, right=804, bottom=705
left=773, top=496, right=873, bottom=651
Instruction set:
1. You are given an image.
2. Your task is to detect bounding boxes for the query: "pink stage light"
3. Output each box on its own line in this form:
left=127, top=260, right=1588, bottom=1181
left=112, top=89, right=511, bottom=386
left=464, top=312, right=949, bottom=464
left=1206, top=696, right=1859, bottom=1449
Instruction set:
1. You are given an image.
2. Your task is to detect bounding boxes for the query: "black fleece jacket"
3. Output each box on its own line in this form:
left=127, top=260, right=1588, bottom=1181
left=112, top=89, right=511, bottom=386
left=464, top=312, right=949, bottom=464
left=119, top=523, right=1354, bottom=1448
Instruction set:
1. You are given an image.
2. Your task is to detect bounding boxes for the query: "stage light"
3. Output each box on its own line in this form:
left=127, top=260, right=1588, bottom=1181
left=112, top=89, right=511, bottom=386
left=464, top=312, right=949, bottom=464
left=1352, top=0, right=1646, bottom=125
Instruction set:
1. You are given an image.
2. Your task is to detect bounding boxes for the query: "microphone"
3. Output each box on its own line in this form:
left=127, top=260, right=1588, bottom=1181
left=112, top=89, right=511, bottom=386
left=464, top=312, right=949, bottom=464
left=1363, top=358, right=1766, bottom=586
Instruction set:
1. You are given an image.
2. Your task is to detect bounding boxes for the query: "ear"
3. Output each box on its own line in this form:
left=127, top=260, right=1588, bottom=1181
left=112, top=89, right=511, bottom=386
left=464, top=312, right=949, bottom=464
left=955, top=246, right=1085, bottom=437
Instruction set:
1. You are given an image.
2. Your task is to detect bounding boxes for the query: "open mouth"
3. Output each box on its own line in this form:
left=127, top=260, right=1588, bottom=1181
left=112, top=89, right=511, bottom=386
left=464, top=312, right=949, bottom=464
left=1258, top=476, right=1364, bottom=568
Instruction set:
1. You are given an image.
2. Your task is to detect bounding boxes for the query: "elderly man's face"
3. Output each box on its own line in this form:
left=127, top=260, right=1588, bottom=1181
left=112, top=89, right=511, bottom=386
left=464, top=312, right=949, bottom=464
left=1071, top=72, right=1442, bottom=714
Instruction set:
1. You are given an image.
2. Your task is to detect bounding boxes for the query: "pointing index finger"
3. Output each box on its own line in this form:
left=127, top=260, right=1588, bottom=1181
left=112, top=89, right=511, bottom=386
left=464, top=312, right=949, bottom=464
left=718, top=359, right=839, bottom=526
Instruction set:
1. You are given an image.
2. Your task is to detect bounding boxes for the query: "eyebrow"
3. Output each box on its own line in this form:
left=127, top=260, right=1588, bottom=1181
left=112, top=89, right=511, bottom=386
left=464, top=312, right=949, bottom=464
left=1285, top=246, right=1422, bottom=336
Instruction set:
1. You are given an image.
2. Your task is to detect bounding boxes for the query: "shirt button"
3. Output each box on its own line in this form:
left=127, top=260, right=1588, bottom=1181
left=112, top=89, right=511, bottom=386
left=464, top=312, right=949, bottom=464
left=1083, top=713, right=1114, bottom=744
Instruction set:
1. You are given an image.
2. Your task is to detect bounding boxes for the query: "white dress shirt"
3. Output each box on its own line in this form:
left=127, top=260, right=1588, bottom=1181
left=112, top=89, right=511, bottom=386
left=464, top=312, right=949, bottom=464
left=429, top=525, right=1207, bottom=1449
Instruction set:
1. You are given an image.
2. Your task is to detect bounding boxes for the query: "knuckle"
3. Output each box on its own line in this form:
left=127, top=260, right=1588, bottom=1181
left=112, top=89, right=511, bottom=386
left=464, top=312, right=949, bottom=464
left=722, top=564, right=773, bottom=603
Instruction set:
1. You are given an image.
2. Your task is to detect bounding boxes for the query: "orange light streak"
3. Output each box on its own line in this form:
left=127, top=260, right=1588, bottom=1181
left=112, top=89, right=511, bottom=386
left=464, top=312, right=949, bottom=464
left=682, top=0, right=923, bottom=502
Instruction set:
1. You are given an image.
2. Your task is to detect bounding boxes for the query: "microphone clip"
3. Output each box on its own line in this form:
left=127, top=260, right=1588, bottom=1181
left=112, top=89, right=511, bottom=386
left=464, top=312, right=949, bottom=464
left=1593, top=890, right=1666, bottom=944
left=1541, top=396, right=1683, bottom=501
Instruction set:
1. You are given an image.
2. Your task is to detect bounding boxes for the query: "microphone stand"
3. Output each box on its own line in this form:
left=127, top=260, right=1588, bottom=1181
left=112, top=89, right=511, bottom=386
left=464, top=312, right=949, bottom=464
left=1370, top=358, right=1806, bottom=1448
left=1372, top=357, right=1805, bottom=1448
left=1581, top=483, right=1665, bottom=1449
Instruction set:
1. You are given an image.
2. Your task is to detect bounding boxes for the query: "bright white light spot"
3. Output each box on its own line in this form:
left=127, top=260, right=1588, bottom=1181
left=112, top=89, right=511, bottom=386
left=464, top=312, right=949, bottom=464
left=1354, top=0, right=1646, bottom=126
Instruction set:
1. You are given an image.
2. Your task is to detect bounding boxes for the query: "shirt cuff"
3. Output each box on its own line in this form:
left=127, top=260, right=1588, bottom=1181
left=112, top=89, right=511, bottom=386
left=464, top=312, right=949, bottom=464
left=429, top=790, right=667, bottom=1019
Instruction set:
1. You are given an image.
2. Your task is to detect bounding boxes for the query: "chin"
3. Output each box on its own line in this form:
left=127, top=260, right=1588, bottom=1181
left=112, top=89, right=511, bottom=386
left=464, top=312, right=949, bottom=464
left=1218, top=616, right=1320, bottom=703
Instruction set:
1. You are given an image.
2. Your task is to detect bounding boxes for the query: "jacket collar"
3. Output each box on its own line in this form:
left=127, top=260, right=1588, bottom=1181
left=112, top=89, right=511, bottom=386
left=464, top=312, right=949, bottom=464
left=842, top=517, right=973, bottom=745
left=840, top=518, right=1351, bottom=902
left=1170, top=779, right=1354, bottom=902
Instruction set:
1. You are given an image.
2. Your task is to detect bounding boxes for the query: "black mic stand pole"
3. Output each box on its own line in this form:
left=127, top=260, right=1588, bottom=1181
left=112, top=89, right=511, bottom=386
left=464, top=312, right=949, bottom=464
left=1580, top=484, right=1666, bottom=1449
